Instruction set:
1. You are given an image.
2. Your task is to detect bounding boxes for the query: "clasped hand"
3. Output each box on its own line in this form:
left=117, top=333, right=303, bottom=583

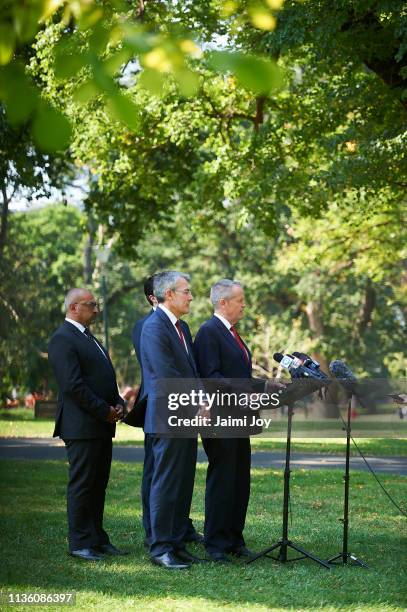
left=107, top=404, right=124, bottom=423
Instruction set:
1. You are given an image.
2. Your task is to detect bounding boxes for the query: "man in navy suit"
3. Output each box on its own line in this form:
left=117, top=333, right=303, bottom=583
left=140, top=271, right=204, bottom=569
left=194, top=279, right=257, bottom=563
left=130, top=275, right=203, bottom=549
left=48, top=288, right=126, bottom=561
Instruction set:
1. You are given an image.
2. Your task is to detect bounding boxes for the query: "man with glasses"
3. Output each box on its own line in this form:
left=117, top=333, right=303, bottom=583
left=140, top=271, right=203, bottom=569
left=48, top=288, right=126, bottom=561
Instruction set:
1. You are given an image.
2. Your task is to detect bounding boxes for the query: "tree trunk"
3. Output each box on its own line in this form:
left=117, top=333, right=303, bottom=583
left=0, top=181, right=10, bottom=258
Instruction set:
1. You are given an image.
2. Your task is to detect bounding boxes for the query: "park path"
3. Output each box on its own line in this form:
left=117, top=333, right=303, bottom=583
left=0, top=437, right=406, bottom=474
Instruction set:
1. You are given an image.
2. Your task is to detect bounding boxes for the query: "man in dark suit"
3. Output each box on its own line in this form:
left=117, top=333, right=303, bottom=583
left=130, top=275, right=157, bottom=547
left=130, top=275, right=203, bottom=549
left=48, top=288, right=125, bottom=561
left=194, top=279, right=256, bottom=563
left=140, top=271, right=204, bottom=569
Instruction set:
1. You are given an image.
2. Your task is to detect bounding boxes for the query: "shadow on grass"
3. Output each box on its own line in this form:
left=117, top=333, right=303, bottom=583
left=0, top=460, right=406, bottom=610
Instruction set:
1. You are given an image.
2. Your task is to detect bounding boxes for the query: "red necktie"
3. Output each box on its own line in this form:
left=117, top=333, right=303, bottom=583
left=175, top=320, right=187, bottom=352
left=230, top=326, right=249, bottom=362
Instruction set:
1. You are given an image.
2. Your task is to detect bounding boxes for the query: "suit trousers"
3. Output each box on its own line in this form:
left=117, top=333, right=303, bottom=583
left=149, top=436, right=197, bottom=557
left=64, top=438, right=112, bottom=551
left=202, top=437, right=251, bottom=554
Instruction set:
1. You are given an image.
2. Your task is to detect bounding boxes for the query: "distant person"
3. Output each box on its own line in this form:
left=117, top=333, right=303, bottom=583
left=48, top=288, right=126, bottom=561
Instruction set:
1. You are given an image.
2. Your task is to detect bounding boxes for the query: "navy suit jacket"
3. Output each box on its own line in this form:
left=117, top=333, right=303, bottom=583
left=48, top=320, right=123, bottom=439
left=140, top=307, right=198, bottom=434
left=194, top=316, right=264, bottom=434
left=193, top=315, right=252, bottom=379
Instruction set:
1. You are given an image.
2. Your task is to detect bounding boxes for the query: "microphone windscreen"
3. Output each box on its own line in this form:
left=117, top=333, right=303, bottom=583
left=329, top=360, right=357, bottom=382
left=273, top=352, right=284, bottom=363
left=292, top=351, right=311, bottom=361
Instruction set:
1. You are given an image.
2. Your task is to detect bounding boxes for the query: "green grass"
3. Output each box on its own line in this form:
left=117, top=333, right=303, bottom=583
left=1, top=409, right=406, bottom=456
left=0, top=460, right=406, bottom=611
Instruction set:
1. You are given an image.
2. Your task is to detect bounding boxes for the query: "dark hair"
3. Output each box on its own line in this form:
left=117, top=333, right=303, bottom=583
left=143, top=275, right=156, bottom=305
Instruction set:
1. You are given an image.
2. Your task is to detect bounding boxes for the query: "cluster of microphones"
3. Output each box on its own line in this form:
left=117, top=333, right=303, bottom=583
left=273, top=351, right=362, bottom=404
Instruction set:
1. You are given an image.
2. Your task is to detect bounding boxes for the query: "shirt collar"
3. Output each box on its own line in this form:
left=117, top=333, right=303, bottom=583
left=214, top=312, right=233, bottom=330
left=158, top=303, right=178, bottom=326
left=65, top=317, right=86, bottom=333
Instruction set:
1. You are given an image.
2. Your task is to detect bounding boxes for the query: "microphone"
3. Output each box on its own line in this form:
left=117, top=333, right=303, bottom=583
left=274, top=352, right=328, bottom=381
left=329, top=360, right=368, bottom=408
left=273, top=352, right=330, bottom=404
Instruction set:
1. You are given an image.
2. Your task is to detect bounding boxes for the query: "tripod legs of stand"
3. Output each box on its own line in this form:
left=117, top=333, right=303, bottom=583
left=327, top=552, right=368, bottom=567
left=248, top=540, right=331, bottom=569
left=327, top=395, right=367, bottom=568
left=247, top=402, right=330, bottom=570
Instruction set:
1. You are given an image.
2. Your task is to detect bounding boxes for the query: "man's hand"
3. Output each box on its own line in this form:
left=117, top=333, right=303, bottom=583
left=265, top=380, right=286, bottom=394
left=196, top=403, right=211, bottom=425
left=106, top=405, right=123, bottom=423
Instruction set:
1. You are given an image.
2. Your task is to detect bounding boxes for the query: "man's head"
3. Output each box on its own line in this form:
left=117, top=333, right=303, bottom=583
left=64, top=288, right=100, bottom=327
left=154, top=271, right=192, bottom=319
left=210, top=279, right=245, bottom=325
left=144, top=275, right=158, bottom=307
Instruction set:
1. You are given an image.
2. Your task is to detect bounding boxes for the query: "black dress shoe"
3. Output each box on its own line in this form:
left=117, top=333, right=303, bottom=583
left=175, top=548, right=208, bottom=564
left=230, top=546, right=256, bottom=558
left=208, top=552, right=232, bottom=563
left=70, top=548, right=104, bottom=561
left=95, top=544, right=129, bottom=556
left=184, top=531, right=204, bottom=544
left=151, top=552, right=190, bottom=569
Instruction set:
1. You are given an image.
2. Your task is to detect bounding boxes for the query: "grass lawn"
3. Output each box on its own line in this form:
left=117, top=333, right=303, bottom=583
left=0, top=459, right=406, bottom=611
left=1, top=409, right=406, bottom=456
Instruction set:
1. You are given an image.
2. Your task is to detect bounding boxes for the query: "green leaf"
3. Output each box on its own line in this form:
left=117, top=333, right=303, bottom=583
left=138, top=68, right=166, bottom=96
left=31, top=105, right=72, bottom=152
left=0, top=64, right=38, bottom=123
left=72, top=80, right=100, bottom=103
left=208, top=51, right=284, bottom=94
left=0, top=27, right=15, bottom=65
left=54, top=53, right=88, bottom=80
left=174, top=68, right=200, bottom=97
left=107, top=93, right=140, bottom=131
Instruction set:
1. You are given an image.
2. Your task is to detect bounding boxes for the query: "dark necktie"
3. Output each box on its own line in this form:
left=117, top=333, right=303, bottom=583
left=230, top=326, right=249, bottom=362
left=83, top=327, right=92, bottom=340
left=175, top=320, right=187, bottom=352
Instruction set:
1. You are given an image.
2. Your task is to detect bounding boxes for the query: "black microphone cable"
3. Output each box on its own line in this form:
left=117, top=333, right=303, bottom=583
left=337, top=410, right=407, bottom=518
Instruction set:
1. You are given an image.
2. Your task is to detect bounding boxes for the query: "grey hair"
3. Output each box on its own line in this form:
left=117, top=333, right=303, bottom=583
left=64, top=288, right=90, bottom=311
left=210, top=279, right=242, bottom=307
left=153, top=271, right=190, bottom=302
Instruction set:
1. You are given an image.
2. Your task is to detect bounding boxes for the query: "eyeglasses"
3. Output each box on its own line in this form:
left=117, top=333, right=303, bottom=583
left=173, top=289, right=192, bottom=295
left=75, top=301, right=100, bottom=309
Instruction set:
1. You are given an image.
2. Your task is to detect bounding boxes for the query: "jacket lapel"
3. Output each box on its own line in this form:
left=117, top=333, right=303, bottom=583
left=211, top=316, right=252, bottom=367
left=156, top=308, right=198, bottom=375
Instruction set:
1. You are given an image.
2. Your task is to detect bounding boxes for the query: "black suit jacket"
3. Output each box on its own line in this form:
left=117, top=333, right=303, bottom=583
left=48, top=320, right=123, bottom=439
left=125, top=310, right=154, bottom=428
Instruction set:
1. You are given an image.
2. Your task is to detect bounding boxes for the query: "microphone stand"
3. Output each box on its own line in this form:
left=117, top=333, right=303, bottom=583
left=327, top=394, right=367, bottom=567
left=247, top=401, right=331, bottom=569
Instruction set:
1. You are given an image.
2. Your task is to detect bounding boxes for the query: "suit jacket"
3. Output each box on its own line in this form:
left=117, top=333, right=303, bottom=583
left=124, top=310, right=154, bottom=428
left=140, top=307, right=198, bottom=434
left=48, top=320, right=123, bottom=439
left=194, top=316, right=263, bottom=434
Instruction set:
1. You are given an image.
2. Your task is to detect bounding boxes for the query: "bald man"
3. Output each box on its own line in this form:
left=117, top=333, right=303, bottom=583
left=48, top=288, right=125, bottom=561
